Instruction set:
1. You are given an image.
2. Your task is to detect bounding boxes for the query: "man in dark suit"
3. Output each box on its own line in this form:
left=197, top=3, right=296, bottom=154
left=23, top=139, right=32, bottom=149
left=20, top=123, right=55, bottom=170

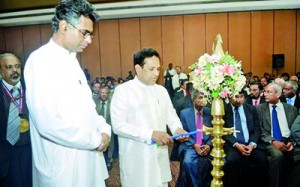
left=0, top=53, right=32, bottom=187
left=175, top=82, right=194, bottom=116
left=289, top=115, right=300, bottom=187
left=223, top=92, right=268, bottom=187
left=282, top=81, right=300, bottom=112
left=177, top=90, right=213, bottom=187
left=257, top=83, right=299, bottom=187
left=172, top=79, right=188, bottom=106
left=96, top=86, right=114, bottom=170
left=245, top=81, right=265, bottom=106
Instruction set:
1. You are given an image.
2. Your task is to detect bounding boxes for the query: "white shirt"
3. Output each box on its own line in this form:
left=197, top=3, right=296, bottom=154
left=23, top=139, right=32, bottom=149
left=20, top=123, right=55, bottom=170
left=163, top=68, right=176, bottom=77
left=172, top=72, right=188, bottom=90
left=286, top=95, right=296, bottom=105
left=24, top=39, right=111, bottom=187
left=269, top=102, right=290, bottom=138
left=110, top=77, right=182, bottom=187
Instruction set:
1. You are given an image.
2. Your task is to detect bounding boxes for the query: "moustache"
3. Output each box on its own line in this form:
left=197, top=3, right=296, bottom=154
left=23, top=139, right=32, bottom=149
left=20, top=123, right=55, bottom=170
left=11, top=72, right=20, bottom=79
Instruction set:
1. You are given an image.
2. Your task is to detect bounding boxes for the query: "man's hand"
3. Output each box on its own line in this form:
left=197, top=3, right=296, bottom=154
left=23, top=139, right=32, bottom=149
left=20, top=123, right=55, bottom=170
left=286, top=142, right=294, bottom=152
left=96, top=133, right=110, bottom=152
left=152, top=131, right=173, bottom=146
left=174, top=128, right=189, bottom=142
left=235, top=143, right=251, bottom=156
left=272, top=140, right=290, bottom=152
left=193, top=144, right=210, bottom=156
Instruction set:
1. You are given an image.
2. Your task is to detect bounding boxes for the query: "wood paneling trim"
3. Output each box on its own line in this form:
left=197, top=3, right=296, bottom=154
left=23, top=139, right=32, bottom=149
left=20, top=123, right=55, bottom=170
left=22, top=25, right=41, bottom=61
left=297, top=10, right=300, bottom=73
left=4, top=27, right=24, bottom=62
left=274, top=10, right=297, bottom=76
left=229, top=12, right=251, bottom=73
left=0, top=10, right=299, bottom=81
left=98, top=20, right=121, bottom=79
left=0, top=27, right=6, bottom=52
left=119, top=18, right=140, bottom=78
left=183, top=14, right=206, bottom=74
left=251, top=11, right=274, bottom=77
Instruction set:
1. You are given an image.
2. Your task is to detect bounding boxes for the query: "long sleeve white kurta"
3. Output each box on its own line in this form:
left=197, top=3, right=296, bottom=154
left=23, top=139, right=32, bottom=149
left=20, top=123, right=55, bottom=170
left=110, top=77, right=183, bottom=187
left=24, top=39, right=111, bottom=187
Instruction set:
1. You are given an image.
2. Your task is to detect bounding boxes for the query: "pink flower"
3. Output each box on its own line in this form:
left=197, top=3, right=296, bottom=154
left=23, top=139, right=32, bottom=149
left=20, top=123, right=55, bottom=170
left=220, top=89, right=230, bottom=98
left=215, top=65, right=225, bottom=75
left=224, top=65, right=235, bottom=76
left=208, top=54, right=220, bottom=63
left=195, top=66, right=202, bottom=75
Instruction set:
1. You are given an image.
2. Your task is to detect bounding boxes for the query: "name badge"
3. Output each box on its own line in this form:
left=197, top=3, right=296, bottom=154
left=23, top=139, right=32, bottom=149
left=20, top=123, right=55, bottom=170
left=20, top=118, right=30, bottom=133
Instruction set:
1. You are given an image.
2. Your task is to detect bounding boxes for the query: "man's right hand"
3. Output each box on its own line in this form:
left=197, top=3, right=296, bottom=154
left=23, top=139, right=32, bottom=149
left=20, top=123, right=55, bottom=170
left=96, top=133, right=110, bottom=152
left=152, top=131, right=173, bottom=146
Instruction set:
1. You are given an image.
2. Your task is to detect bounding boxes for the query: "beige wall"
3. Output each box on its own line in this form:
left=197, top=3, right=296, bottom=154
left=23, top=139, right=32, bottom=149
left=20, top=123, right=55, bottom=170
left=1, top=10, right=300, bottom=84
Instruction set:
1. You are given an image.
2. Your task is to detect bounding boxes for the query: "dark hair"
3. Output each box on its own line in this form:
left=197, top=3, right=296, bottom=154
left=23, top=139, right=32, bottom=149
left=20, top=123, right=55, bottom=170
left=249, top=81, right=264, bottom=90
left=180, top=79, right=188, bottom=86
left=281, top=72, right=290, bottom=78
left=133, top=48, right=160, bottom=68
left=52, top=0, right=100, bottom=32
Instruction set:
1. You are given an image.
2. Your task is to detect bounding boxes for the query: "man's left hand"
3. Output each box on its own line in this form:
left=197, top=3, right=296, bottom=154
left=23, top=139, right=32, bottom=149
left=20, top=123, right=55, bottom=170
left=174, top=128, right=189, bottom=142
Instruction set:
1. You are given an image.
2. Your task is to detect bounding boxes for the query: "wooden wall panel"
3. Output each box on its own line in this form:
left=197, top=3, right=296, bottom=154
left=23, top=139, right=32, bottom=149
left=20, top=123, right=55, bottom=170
left=140, top=17, right=162, bottom=54
left=81, top=22, right=101, bottom=80
left=140, top=17, right=163, bottom=83
left=297, top=10, right=300, bottom=73
left=229, top=12, right=251, bottom=73
left=119, top=18, right=141, bottom=78
left=274, top=10, right=296, bottom=76
left=183, top=14, right=206, bottom=74
left=2, top=10, right=300, bottom=82
left=5, top=27, right=24, bottom=62
left=251, top=11, right=273, bottom=77
left=22, top=25, right=41, bottom=62
left=98, top=20, right=121, bottom=79
left=40, top=24, right=52, bottom=45
left=162, top=16, right=184, bottom=71
left=0, top=27, right=6, bottom=52
left=206, top=13, right=228, bottom=54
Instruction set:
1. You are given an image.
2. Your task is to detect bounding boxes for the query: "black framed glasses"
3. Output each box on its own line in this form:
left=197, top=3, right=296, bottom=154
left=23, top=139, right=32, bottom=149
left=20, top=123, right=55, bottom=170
left=68, top=22, right=94, bottom=39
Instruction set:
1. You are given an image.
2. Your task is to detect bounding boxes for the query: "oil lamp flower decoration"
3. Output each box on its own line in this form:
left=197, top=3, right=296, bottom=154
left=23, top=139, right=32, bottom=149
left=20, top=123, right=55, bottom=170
left=189, top=34, right=246, bottom=102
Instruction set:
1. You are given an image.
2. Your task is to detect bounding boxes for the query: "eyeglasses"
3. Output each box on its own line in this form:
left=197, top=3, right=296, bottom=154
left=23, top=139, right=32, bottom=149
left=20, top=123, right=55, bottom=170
left=68, top=22, right=94, bottom=39
left=264, top=90, right=276, bottom=94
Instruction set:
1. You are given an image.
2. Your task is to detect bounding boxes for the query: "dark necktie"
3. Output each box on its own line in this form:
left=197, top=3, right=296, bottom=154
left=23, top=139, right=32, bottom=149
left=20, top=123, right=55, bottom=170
left=234, top=107, right=245, bottom=143
left=196, top=112, right=202, bottom=145
left=99, top=101, right=105, bottom=117
left=6, top=87, right=20, bottom=145
left=272, top=105, right=282, bottom=141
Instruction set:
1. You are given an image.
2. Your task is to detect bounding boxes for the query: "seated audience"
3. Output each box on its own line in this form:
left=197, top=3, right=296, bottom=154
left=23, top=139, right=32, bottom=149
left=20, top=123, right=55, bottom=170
left=282, top=81, right=300, bottom=112
left=257, top=83, right=298, bottom=187
left=172, top=79, right=189, bottom=106
left=175, top=82, right=194, bottom=116
left=223, top=92, right=268, bottom=187
left=177, top=90, right=213, bottom=187
left=245, top=81, right=265, bottom=106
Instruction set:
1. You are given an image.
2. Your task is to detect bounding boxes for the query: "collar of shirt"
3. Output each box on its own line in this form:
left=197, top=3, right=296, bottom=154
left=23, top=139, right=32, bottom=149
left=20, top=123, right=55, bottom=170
left=252, top=97, right=260, bottom=105
left=268, top=101, right=283, bottom=111
left=134, top=76, right=157, bottom=88
left=50, top=38, right=77, bottom=57
left=2, top=79, right=21, bottom=91
left=287, top=95, right=296, bottom=103
left=194, top=107, right=203, bottom=116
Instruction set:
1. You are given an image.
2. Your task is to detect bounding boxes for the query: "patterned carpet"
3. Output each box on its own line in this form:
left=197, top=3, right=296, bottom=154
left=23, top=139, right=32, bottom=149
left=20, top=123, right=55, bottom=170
left=105, top=146, right=180, bottom=187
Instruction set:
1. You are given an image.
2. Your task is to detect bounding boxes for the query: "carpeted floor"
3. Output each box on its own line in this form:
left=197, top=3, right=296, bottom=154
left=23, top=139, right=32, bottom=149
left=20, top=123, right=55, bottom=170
left=105, top=147, right=180, bottom=187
